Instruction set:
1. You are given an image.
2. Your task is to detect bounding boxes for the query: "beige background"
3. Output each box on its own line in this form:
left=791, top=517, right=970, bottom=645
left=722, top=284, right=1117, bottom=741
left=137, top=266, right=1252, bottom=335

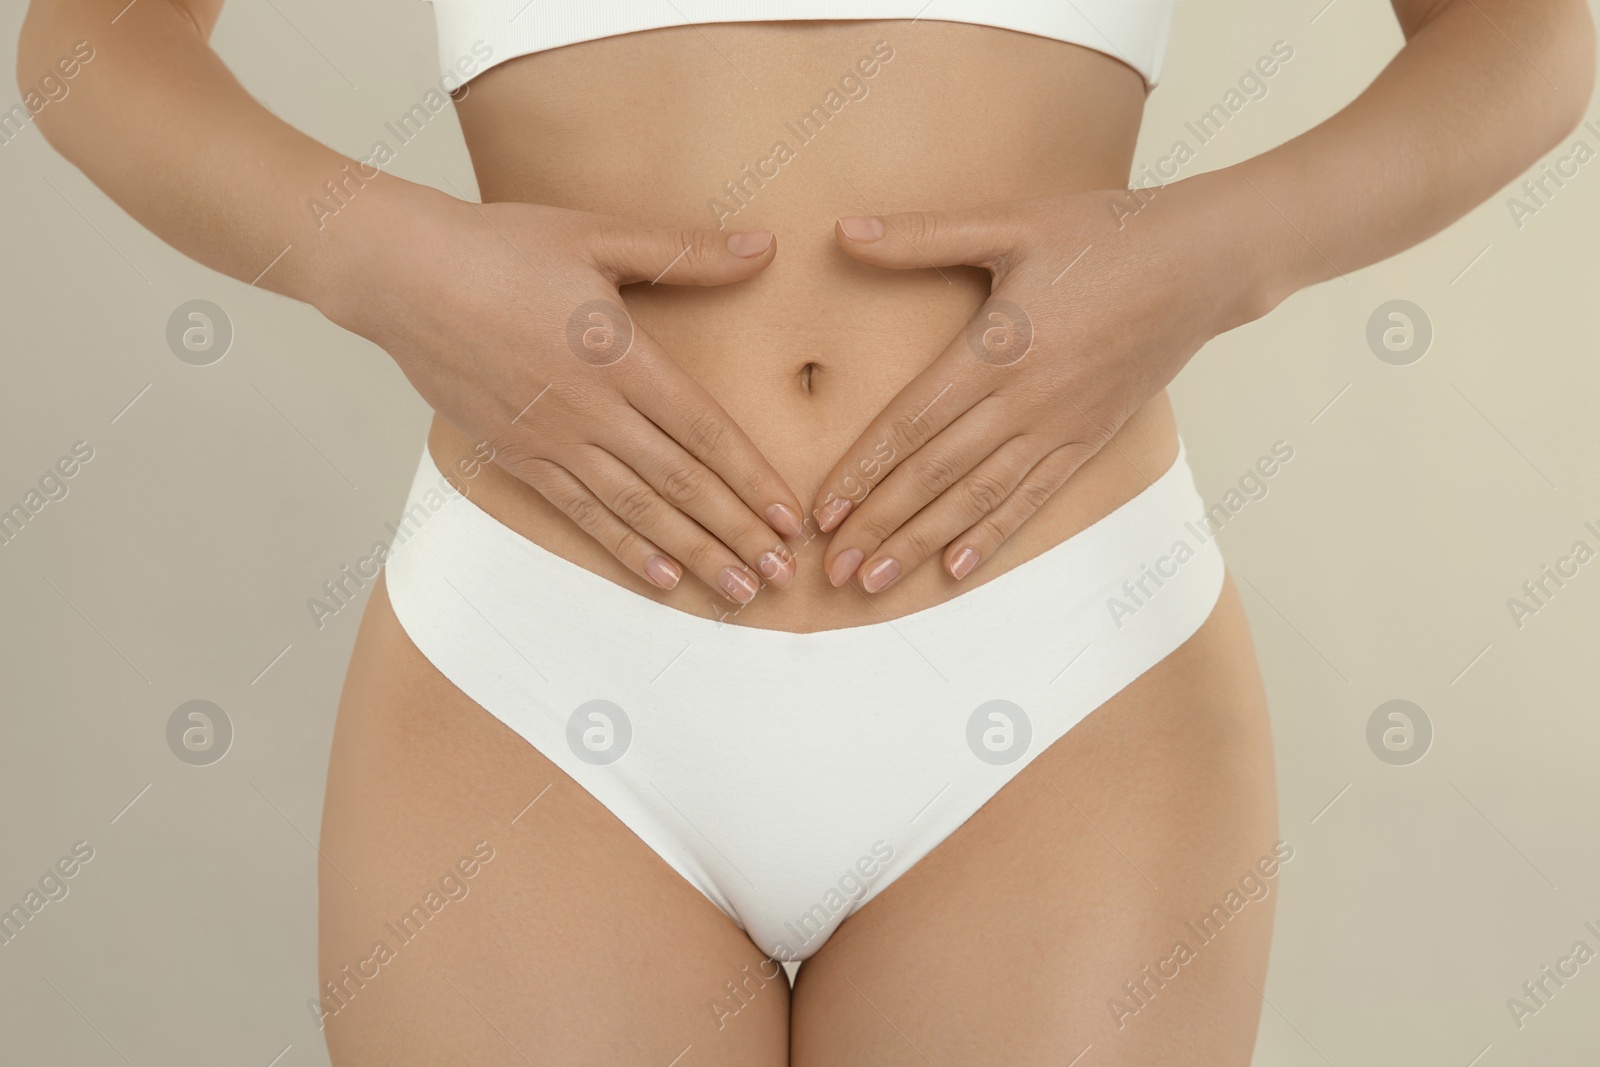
left=3, top=0, right=1598, bottom=1063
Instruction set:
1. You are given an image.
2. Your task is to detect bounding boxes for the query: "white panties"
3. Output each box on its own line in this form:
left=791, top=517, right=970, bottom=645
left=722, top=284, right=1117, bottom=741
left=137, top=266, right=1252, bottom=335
left=384, top=439, right=1225, bottom=964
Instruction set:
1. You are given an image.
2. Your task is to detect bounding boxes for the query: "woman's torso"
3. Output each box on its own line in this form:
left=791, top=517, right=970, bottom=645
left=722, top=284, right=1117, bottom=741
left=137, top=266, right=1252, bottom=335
left=430, top=19, right=1178, bottom=632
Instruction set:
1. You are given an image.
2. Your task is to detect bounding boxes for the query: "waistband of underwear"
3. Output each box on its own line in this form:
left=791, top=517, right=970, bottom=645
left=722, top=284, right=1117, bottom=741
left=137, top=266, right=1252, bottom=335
left=384, top=436, right=1226, bottom=662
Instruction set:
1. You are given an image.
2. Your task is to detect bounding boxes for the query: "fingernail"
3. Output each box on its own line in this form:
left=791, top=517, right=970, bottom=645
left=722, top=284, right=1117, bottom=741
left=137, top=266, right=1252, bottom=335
left=828, top=548, right=864, bottom=588
left=862, top=557, right=900, bottom=593
left=727, top=230, right=774, bottom=257
left=815, top=497, right=853, bottom=533
left=646, top=555, right=681, bottom=589
left=950, top=547, right=979, bottom=580
left=765, top=503, right=803, bottom=540
left=757, top=549, right=795, bottom=587
left=719, top=566, right=759, bottom=604
left=838, top=216, right=886, bottom=242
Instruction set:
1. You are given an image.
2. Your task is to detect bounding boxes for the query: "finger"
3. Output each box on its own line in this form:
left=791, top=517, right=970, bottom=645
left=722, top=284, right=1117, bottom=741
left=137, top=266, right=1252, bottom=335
left=516, top=457, right=684, bottom=592
left=570, top=445, right=780, bottom=605
left=617, top=329, right=807, bottom=543
left=846, top=437, right=1044, bottom=593
left=809, top=328, right=1014, bottom=535
left=595, top=410, right=798, bottom=589
left=835, top=204, right=1020, bottom=270
left=938, top=443, right=1094, bottom=583
left=550, top=302, right=807, bottom=545
left=586, top=218, right=776, bottom=287
left=819, top=404, right=1008, bottom=586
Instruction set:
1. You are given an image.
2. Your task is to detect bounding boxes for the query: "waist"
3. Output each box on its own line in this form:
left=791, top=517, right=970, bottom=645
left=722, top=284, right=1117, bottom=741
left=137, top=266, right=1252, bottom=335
left=404, top=430, right=1215, bottom=644
left=429, top=20, right=1171, bottom=631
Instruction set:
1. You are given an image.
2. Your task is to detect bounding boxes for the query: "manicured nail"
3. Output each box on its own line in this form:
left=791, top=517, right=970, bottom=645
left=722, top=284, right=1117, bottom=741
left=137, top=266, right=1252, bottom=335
left=757, top=549, right=795, bottom=586
left=828, top=548, right=864, bottom=588
left=766, top=502, right=803, bottom=540
left=727, top=230, right=774, bottom=257
left=815, top=496, right=853, bottom=533
left=950, top=547, right=979, bottom=580
left=838, top=216, right=886, bottom=242
left=646, top=555, right=681, bottom=589
left=719, top=566, right=759, bottom=604
left=862, top=557, right=900, bottom=593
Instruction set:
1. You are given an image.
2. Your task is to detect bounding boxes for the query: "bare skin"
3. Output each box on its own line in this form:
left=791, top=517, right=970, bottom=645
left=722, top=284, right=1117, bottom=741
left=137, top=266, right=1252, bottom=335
left=17, top=1, right=1593, bottom=1063
left=432, top=21, right=1176, bottom=632
left=319, top=570, right=1274, bottom=1066
left=18, top=2, right=1593, bottom=613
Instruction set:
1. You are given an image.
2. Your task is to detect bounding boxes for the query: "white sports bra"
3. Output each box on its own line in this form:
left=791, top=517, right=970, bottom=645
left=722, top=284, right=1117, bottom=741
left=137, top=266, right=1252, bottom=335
left=431, top=1, right=1175, bottom=89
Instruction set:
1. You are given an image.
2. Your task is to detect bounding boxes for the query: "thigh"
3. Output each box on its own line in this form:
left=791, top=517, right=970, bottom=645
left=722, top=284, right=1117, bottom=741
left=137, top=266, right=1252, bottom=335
left=316, top=574, right=789, bottom=1067
left=790, top=573, right=1280, bottom=1066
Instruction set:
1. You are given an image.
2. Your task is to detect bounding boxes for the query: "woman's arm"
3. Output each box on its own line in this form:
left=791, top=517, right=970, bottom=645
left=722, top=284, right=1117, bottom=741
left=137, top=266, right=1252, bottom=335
left=18, top=0, right=388, bottom=303
left=807, top=0, right=1596, bottom=592
left=19, top=0, right=810, bottom=605
left=1231, top=0, right=1597, bottom=306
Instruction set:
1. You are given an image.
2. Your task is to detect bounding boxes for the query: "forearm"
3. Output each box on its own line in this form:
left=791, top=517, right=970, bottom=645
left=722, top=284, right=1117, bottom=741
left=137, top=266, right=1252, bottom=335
left=1207, top=0, right=1596, bottom=312
left=16, top=0, right=428, bottom=310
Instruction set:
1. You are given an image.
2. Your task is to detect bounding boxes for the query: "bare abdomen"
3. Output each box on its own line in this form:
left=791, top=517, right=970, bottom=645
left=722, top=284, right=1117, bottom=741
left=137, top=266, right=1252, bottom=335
left=429, top=19, right=1178, bottom=632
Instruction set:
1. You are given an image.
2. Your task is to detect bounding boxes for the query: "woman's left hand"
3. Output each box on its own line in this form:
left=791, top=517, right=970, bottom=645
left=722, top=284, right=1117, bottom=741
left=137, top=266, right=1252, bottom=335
left=809, top=175, right=1278, bottom=592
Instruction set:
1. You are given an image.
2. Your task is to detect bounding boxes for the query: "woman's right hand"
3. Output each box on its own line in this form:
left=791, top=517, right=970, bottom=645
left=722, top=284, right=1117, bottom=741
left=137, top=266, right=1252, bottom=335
left=320, top=184, right=804, bottom=605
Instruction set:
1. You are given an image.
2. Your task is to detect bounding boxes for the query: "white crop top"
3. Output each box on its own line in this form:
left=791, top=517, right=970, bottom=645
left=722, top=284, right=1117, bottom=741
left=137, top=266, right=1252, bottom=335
left=431, top=1, right=1175, bottom=89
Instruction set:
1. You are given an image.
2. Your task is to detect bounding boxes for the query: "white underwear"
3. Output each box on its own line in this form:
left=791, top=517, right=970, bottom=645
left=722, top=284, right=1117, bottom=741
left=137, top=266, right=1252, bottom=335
left=384, top=439, right=1225, bottom=964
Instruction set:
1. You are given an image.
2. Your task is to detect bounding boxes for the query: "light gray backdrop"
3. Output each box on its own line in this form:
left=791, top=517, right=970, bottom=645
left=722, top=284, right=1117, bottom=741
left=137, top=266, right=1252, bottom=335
left=2, top=0, right=1597, bottom=1063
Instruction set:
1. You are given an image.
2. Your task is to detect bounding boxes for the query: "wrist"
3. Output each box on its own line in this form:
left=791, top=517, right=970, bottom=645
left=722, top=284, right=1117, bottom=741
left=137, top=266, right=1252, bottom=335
left=296, top=172, right=455, bottom=332
left=1162, top=165, right=1312, bottom=334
